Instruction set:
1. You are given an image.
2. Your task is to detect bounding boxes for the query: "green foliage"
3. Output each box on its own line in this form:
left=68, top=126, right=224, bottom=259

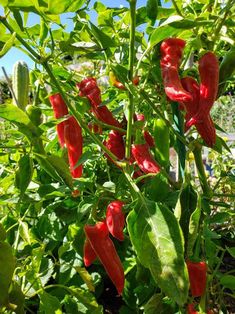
left=0, top=0, right=234, bottom=312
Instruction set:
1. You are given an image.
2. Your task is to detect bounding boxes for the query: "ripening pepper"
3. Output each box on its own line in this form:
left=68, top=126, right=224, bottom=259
left=49, top=93, right=69, bottom=148
left=160, top=38, right=192, bottom=102
left=134, top=113, right=155, bottom=148
left=88, top=121, right=102, bottom=134
left=84, top=221, right=125, bottom=295
left=106, top=201, right=125, bottom=241
left=186, top=260, right=207, bottom=297
left=109, top=71, right=140, bottom=90
left=77, top=78, right=122, bottom=128
left=64, top=116, right=83, bottom=178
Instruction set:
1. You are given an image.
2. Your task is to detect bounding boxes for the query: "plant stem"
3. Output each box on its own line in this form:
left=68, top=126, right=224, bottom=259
left=125, top=0, right=137, bottom=162
left=172, top=0, right=184, bottom=17
left=193, top=144, right=212, bottom=198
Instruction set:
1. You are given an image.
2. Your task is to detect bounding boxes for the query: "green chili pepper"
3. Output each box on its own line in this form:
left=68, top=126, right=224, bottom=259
left=153, top=118, right=170, bottom=168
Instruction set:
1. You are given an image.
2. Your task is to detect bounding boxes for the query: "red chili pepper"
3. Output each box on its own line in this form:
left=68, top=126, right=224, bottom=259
left=131, top=143, right=161, bottom=174
left=84, top=221, right=125, bottom=295
left=106, top=201, right=125, bottom=241
left=104, top=130, right=125, bottom=161
left=195, top=114, right=216, bottom=147
left=77, top=78, right=122, bottom=128
left=180, top=77, right=216, bottom=146
left=64, top=116, right=83, bottom=178
left=187, top=303, right=198, bottom=314
left=160, top=38, right=192, bottom=102
left=83, top=239, right=97, bottom=267
left=186, top=260, right=207, bottom=297
left=49, top=93, right=69, bottom=148
left=186, top=52, right=219, bottom=127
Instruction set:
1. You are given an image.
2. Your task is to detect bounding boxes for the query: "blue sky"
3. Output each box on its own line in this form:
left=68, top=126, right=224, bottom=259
left=0, top=0, right=166, bottom=75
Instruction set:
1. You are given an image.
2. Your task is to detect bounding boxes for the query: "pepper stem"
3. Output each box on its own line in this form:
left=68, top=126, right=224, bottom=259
left=125, top=0, right=137, bottom=163
left=193, top=143, right=212, bottom=198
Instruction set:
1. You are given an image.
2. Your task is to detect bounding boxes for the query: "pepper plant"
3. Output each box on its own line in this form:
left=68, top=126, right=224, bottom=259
left=0, top=0, right=235, bottom=313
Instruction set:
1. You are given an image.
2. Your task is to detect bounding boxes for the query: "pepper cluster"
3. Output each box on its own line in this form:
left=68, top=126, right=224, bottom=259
left=83, top=200, right=125, bottom=295
left=160, top=38, right=219, bottom=147
left=77, top=77, right=160, bottom=176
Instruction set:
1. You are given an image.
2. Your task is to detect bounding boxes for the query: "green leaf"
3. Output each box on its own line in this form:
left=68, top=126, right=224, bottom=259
left=127, top=199, right=189, bottom=305
left=0, top=103, right=42, bottom=139
left=47, top=155, right=73, bottom=189
left=149, top=25, right=180, bottom=49
left=74, top=266, right=95, bottom=292
left=220, top=275, right=235, bottom=290
left=0, top=223, right=7, bottom=242
left=175, top=182, right=198, bottom=252
left=144, top=293, right=176, bottom=314
left=47, top=0, right=86, bottom=14
left=39, top=291, right=62, bottom=314
left=0, top=32, right=16, bottom=58
left=15, top=154, right=33, bottom=196
left=89, top=21, right=116, bottom=52
left=187, top=196, right=201, bottom=257
left=19, top=221, right=31, bottom=245
left=226, top=247, right=235, bottom=258
left=8, top=282, right=25, bottom=314
left=0, top=242, right=16, bottom=306
left=69, top=286, right=103, bottom=311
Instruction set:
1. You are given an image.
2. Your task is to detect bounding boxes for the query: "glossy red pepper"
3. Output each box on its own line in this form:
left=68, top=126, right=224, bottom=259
left=106, top=200, right=125, bottom=241
left=186, top=260, right=207, bottom=297
left=84, top=221, right=125, bottom=295
left=187, top=303, right=198, bottom=314
left=186, top=52, right=219, bottom=127
left=77, top=78, right=122, bottom=128
left=160, top=38, right=192, bottom=102
left=64, top=116, right=83, bottom=178
left=195, top=115, right=216, bottom=147
left=131, top=143, right=161, bottom=174
left=83, top=239, right=97, bottom=267
left=104, top=130, right=125, bottom=161
left=49, top=93, right=69, bottom=148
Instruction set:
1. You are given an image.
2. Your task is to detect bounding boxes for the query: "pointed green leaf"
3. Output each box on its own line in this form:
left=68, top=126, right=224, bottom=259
left=0, top=32, right=16, bottom=58
left=47, top=155, right=73, bottom=189
left=19, top=221, right=31, bottom=245
left=187, top=196, right=202, bottom=257
left=0, top=242, right=16, bottom=306
left=174, top=183, right=197, bottom=252
left=0, top=103, right=42, bottom=139
left=48, top=0, right=86, bottom=14
left=39, top=291, right=62, bottom=314
left=127, top=199, right=189, bottom=305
